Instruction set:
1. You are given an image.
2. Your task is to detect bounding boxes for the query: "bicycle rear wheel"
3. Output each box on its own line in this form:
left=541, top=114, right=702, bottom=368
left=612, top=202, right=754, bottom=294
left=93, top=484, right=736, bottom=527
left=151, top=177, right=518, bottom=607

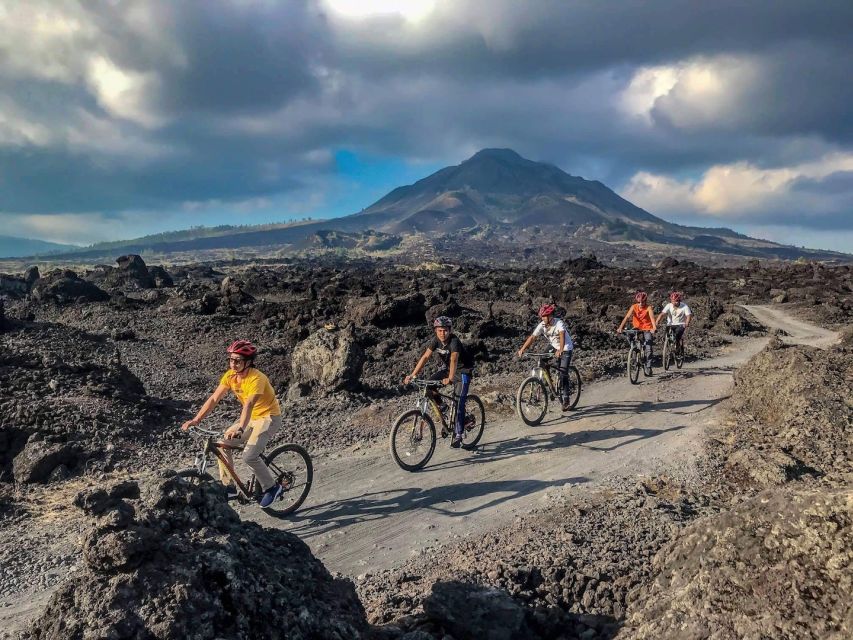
left=563, top=366, right=582, bottom=410
left=628, top=347, right=641, bottom=384
left=261, top=444, right=313, bottom=516
left=517, top=376, right=548, bottom=426
left=390, top=410, right=436, bottom=471
left=461, top=394, right=485, bottom=449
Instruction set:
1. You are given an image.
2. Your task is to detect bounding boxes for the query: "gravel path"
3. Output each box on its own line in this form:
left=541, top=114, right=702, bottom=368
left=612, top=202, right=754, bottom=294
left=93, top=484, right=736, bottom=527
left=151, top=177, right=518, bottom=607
left=242, top=305, right=836, bottom=576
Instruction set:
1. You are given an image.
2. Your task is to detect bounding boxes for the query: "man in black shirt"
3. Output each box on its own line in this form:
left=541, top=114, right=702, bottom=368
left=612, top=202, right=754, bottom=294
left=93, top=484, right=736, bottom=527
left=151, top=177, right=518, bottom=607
left=404, top=316, right=474, bottom=448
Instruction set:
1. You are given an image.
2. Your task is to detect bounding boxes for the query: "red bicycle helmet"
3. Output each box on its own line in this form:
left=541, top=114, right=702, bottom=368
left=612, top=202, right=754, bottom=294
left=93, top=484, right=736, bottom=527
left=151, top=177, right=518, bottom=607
left=538, top=303, right=556, bottom=317
left=634, top=291, right=648, bottom=304
left=669, top=291, right=683, bottom=303
left=432, top=316, right=452, bottom=328
left=227, top=340, right=257, bottom=358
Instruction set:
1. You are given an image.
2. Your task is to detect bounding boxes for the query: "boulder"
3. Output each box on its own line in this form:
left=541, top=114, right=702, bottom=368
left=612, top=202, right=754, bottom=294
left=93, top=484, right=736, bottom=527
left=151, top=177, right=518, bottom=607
left=21, top=475, right=370, bottom=640
left=31, top=269, right=110, bottom=303
left=24, top=265, right=40, bottom=290
left=421, top=581, right=534, bottom=640
left=657, top=256, right=680, bottom=269
left=12, top=437, right=81, bottom=484
left=624, top=484, right=853, bottom=640
left=148, top=265, right=173, bottom=288
left=291, top=328, right=365, bottom=392
left=1, top=274, right=29, bottom=298
left=348, top=293, right=427, bottom=328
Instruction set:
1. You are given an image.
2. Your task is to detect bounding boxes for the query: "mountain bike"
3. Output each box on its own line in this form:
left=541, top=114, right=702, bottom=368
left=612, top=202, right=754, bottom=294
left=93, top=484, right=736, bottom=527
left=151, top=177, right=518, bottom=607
left=624, top=329, right=652, bottom=384
left=179, top=425, right=312, bottom=516
left=662, top=325, right=685, bottom=371
left=516, top=352, right=582, bottom=426
left=390, top=378, right=486, bottom=472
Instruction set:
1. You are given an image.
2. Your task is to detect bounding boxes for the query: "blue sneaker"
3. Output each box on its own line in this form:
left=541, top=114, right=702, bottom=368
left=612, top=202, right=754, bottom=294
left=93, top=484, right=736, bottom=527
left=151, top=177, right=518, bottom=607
left=259, top=484, right=283, bottom=508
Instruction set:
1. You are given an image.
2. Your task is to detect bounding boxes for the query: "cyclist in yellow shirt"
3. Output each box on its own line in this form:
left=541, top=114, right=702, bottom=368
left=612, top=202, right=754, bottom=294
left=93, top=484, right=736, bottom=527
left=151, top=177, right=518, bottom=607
left=181, top=340, right=283, bottom=508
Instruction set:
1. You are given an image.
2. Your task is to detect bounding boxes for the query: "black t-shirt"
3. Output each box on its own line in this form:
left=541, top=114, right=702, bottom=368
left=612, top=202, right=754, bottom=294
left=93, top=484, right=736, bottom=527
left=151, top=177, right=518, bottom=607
left=427, top=334, right=474, bottom=373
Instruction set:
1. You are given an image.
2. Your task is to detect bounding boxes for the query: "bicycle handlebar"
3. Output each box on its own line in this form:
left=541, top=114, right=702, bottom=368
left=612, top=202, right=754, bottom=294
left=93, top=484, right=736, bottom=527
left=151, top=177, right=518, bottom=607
left=409, top=378, right=444, bottom=388
left=526, top=352, right=555, bottom=359
left=184, top=425, right=220, bottom=437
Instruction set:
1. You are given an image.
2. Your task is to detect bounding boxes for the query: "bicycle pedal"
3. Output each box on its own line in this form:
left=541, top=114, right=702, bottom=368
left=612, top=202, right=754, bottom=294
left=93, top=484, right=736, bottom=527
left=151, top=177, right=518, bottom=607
left=440, top=429, right=449, bottom=438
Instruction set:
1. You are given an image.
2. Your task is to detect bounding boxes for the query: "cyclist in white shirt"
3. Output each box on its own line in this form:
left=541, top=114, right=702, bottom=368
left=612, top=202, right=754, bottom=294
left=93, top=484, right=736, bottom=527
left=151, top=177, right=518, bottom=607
left=517, top=303, right=575, bottom=411
left=656, top=291, right=692, bottom=350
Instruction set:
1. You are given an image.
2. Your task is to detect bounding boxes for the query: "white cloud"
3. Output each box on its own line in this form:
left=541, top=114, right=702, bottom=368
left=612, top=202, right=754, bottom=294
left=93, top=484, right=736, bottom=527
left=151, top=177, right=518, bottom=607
left=620, top=55, right=760, bottom=130
left=85, top=56, right=165, bottom=128
left=622, top=153, right=853, bottom=222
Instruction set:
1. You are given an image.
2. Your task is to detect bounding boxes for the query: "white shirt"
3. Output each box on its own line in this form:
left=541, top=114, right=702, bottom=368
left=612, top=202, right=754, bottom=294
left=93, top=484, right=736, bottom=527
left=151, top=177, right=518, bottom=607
left=533, top=318, right=574, bottom=351
left=660, top=302, right=693, bottom=326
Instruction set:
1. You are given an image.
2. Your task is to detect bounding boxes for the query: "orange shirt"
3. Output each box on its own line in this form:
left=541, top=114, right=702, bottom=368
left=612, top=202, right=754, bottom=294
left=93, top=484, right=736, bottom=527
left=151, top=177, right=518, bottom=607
left=630, top=303, right=655, bottom=331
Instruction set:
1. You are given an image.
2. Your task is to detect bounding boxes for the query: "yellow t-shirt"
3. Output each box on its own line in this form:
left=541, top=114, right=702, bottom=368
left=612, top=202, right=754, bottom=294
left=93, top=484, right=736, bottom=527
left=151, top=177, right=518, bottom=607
left=219, top=368, right=281, bottom=418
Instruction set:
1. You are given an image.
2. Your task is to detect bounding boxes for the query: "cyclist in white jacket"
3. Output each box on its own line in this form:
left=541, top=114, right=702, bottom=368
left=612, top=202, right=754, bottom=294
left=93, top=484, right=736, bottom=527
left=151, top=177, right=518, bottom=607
left=517, top=303, right=575, bottom=411
left=656, top=291, right=692, bottom=350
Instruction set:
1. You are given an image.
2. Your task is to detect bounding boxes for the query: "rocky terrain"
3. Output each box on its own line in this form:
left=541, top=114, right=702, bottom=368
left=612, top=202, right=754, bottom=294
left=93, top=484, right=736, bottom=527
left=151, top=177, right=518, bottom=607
left=1, top=252, right=851, bottom=638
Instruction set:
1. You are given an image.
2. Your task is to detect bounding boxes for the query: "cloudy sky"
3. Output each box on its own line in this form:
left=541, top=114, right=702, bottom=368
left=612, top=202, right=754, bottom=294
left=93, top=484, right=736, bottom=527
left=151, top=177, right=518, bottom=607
left=2, top=0, right=852, bottom=251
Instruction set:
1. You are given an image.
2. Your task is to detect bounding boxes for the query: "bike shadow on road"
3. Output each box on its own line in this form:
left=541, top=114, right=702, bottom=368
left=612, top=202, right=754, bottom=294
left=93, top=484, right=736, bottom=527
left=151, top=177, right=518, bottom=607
left=417, top=423, right=689, bottom=475
left=549, top=395, right=728, bottom=423
left=284, top=475, right=589, bottom=537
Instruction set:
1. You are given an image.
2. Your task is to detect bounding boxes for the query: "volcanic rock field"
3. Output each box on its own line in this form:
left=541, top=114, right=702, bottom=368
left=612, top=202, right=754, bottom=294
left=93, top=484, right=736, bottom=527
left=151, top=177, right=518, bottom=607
left=0, top=253, right=850, bottom=639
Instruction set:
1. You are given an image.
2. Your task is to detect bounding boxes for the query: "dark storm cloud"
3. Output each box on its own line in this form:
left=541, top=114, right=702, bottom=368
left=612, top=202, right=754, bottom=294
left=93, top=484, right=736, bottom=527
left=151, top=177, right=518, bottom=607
left=1, top=0, right=852, bottom=244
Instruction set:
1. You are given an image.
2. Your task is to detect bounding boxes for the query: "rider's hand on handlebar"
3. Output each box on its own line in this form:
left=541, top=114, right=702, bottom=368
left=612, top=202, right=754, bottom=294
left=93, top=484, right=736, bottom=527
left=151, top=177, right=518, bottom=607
left=181, top=419, right=199, bottom=431
left=441, top=377, right=451, bottom=386
left=516, top=348, right=524, bottom=358
left=616, top=328, right=623, bottom=334
left=403, top=374, right=413, bottom=385
left=224, top=425, right=243, bottom=439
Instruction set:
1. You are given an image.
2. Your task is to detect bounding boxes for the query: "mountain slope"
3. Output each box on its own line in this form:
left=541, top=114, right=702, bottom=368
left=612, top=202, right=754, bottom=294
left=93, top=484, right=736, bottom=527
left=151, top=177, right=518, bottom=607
left=0, top=235, right=77, bottom=258
left=17, top=149, right=850, bottom=263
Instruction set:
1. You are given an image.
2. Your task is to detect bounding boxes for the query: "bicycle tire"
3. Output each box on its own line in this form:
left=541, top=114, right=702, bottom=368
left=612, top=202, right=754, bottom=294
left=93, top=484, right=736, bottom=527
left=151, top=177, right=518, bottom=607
left=675, top=342, right=684, bottom=369
left=260, top=443, right=313, bottom=516
left=628, top=347, right=641, bottom=384
left=390, top=410, right=436, bottom=471
left=175, top=468, right=214, bottom=486
left=461, top=394, right=486, bottom=450
left=662, top=338, right=672, bottom=371
left=563, top=366, right=582, bottom=410
left=516, top=376, right=548, bottom=426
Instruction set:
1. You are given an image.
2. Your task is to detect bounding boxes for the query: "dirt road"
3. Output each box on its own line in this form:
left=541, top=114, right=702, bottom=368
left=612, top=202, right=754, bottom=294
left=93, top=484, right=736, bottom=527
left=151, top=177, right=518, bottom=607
left=248, top=305, right=838, bottom=576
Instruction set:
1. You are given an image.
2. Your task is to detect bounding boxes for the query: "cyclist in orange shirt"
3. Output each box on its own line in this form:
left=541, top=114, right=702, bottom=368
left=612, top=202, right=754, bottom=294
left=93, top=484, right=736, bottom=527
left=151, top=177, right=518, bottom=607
left=617, top=291, right=657, bottom=374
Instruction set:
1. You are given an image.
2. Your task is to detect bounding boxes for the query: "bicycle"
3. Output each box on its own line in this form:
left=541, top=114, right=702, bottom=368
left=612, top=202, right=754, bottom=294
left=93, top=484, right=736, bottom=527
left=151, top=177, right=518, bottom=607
left=516, top=352, right=582, bottom=426
left=178, top=425, right=313, bottom=516
left=390, top=378, right=486, bottom=472
left=662, top=325, right=685, bottom=371
left=624, top=329, right=653, bottom=384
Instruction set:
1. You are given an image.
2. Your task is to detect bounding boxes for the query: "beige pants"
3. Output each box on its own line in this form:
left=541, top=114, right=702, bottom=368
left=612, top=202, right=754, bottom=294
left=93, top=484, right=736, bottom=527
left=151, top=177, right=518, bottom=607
left=217, top=415, right=282, bottom=491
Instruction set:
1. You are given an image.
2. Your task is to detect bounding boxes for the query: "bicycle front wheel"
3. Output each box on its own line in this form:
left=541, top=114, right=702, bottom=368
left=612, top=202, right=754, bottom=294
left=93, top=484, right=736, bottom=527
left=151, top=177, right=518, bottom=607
left=461, top=394, right=485, bottom=449
left=175, top=468, right=214, bottom=487
left=675, top=342, right=685, bottom=368
left=390, top=410, right=436, bottom=471
left=628, top=347, right=641, bottom=384
left=261, top=444, right=313, bottom=516
left=563, top=366, right=582, bottom=410
left=517, top=376, right=548, bottom=426
left=662, top=339, right=672, bottom=371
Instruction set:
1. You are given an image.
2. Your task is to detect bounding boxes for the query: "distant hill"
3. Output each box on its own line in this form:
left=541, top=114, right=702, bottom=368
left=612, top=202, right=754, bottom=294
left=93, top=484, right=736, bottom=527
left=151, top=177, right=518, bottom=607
left=20, top=149, right=851, bottom=263
left=0, top=235, right=77, bottom=258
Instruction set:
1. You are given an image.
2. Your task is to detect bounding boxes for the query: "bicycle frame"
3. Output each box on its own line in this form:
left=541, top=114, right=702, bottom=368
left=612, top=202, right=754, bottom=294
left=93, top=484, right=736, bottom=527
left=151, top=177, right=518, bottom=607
left=193, top=435, right=254, bottom=498
left=528, top=355, right=559, bottom=397
left=624, top=330, right=646, bottom=360
left=414, top=383, right=458, bottom=430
